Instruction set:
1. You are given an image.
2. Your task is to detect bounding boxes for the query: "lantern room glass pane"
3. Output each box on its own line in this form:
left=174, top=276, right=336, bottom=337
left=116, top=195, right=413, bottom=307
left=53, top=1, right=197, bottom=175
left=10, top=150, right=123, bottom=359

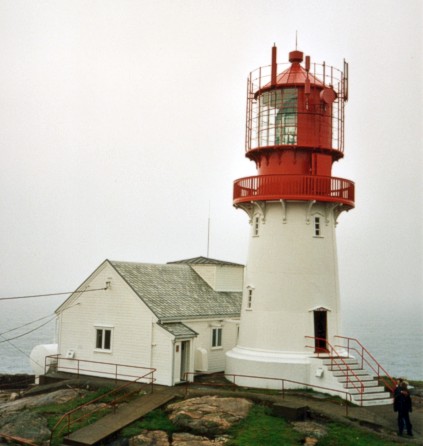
left=258, top=88, right=297, bottom=147
left=276, top=88, right=297, bottom=145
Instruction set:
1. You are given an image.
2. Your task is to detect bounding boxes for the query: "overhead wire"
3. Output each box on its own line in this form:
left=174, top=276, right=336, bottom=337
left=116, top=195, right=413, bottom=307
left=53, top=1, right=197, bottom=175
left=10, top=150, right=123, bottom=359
left=0, top=313, right=55, bottom=336
left=0, top=286, right=107, bottom=301
left=0, top=287, right=105, bottom=372
left=0, top=316, right=56, bottom=344
left=0, top=313, right=57, bottom=370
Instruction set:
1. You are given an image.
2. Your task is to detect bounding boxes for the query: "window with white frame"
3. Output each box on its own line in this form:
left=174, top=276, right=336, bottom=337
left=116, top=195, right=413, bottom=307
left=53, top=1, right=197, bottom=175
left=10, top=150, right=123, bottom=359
left=253, top=215, right=260, bottom=236
left=212, top=327, right=222, bottom=348
left=314, top=216, right=322, bottom=237
left=247, top=288, right=253, bottom=309
left=95, top=327, right=112, bottom=351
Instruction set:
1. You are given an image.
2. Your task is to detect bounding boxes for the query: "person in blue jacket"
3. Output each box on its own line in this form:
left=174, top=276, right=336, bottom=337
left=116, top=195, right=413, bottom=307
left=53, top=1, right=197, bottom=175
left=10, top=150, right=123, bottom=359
left=394, top=381, right=413, bottom=436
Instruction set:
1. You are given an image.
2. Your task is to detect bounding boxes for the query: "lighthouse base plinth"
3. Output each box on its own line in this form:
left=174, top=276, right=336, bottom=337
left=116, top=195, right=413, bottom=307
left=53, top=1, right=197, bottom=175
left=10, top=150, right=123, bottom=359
left=225, top=346, right=312, bottom=390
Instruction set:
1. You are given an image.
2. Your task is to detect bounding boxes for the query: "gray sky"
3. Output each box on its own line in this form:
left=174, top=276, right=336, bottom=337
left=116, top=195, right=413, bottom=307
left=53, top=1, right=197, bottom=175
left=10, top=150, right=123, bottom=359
left=0, top=0, right=421, bottom=323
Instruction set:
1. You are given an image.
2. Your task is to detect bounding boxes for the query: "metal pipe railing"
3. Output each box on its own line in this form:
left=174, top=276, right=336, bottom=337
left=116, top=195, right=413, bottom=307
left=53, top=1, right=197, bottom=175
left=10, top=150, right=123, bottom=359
left=49, top=368, right=155, bottom=444
left=45, top=354, right=154, bottom=383
left=183, top=371, right=353, bottom=416
left=334, top=335, right=396, bottom=392
left=305, top=336, right=365, bottom=405
left=0, top=433, right=37, bottom=446
left=233, top=174, right=354, bottom=207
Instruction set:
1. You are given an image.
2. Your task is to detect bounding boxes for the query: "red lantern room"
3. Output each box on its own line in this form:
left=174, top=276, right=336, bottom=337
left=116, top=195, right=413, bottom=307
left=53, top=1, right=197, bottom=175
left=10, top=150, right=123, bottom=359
left=234, top=45, right=354, bottom=208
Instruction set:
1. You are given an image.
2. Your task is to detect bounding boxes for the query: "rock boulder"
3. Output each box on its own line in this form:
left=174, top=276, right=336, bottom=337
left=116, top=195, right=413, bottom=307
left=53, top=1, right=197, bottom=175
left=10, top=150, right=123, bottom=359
left=0, top=410, right=50, bottom=444
left=166, top=396, right=252, bottom=436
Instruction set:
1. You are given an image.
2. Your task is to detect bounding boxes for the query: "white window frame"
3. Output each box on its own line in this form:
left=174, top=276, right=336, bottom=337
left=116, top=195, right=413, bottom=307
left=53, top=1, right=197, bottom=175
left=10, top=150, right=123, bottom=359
left=211, top=327, right=222, bottom=349
left=313, top=216, right=323, bottom=238
left=95, top=326, right=113, bottom=352
left=247, top=288, right=253, bottom=310
left=253, top=215, right=260, bottom=236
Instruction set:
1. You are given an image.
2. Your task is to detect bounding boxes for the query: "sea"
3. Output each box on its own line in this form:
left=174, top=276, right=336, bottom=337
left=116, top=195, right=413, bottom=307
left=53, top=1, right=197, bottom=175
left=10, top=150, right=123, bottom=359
left=0, top=299, right=422, bottom=380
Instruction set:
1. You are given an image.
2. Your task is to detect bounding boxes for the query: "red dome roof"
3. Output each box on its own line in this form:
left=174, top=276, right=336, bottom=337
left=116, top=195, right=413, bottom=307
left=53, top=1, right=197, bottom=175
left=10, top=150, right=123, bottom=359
left=256, top=50, right=324, bottom=97
left=274, top=63, right=323, bottom=87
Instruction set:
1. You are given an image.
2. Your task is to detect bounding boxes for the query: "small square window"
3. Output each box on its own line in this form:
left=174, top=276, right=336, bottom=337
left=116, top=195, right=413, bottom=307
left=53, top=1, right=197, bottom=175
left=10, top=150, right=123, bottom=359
left=247, top=289, right=253, bottom=309
left=95, top=328, right=112, bottom=351
left=314, top=216, right=321, bottom=237
left=253, top=216, right=260, bottom=236
left=212, top=327, right=222, bottom=348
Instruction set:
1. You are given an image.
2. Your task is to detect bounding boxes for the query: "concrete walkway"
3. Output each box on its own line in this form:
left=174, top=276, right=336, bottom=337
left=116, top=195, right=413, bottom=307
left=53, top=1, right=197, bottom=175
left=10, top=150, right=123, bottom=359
left=62, top=387, right=178, bottom=446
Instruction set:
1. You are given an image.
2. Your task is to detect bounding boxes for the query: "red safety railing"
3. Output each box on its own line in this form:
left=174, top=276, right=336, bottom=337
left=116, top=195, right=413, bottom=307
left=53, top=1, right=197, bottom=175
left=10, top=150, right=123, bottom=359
left=233, top=174, right=355, bottom=207
left=0, top=433, right=37, bottom=446
left=334, top=335, right=396, bottom=393
left=45, top=354, right=154, bottom=383
left=49, top=369, right=155, bottom=444
left=183, top=371, right=353, bottom=416
left=305, top=336, right=365, bottom=405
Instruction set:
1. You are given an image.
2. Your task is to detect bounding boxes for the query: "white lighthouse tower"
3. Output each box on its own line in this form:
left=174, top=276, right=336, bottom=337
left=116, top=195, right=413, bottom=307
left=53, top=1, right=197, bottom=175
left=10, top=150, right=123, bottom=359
left=226, top=45, right=354, bottom=387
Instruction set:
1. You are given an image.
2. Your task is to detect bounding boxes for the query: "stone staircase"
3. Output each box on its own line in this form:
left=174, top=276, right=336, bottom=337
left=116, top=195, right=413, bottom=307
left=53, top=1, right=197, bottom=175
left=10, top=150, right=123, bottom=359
left=321, top=357, right=393, bottom=406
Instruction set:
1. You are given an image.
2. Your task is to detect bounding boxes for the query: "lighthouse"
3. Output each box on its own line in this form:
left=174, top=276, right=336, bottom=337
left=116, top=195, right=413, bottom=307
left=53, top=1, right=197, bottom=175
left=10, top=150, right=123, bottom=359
left=226, top=45, right=354, bottom=388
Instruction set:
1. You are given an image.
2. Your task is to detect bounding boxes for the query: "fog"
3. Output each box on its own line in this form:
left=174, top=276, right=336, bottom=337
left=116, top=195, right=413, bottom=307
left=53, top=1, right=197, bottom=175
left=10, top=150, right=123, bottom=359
left=0, top=0, right=421, bottom=330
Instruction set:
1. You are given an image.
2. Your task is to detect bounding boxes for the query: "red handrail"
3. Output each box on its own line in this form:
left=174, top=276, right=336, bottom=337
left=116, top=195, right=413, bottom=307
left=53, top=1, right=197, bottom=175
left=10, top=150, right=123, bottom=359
left=45, top=354, right=154, bottom=383
left=334, top=336, right=396, bottom=392
left=0, top=433, right=37, bottom=446
left=233, top=174, right=355, bottom=207
left=183, top=371, right=353, bottom=416
left=305, top=336, right=365, bottom=404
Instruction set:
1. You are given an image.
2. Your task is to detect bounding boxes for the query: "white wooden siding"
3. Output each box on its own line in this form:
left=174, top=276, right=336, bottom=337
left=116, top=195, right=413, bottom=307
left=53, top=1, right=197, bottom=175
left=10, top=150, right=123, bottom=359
left=57, top=263, right=156, bottom=381
left=214, top=266, right=244, bottom=292
left=185, top=319, right=239, bottom=373
left=192, top=265, right=243, bottom=292
left=151, top=325, right=174, bottom=386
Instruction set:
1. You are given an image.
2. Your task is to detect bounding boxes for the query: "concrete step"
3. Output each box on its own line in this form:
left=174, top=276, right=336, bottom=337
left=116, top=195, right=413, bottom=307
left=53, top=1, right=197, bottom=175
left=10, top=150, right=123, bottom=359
left=347, top=385, right=386, bottom=394
left=327, top=363, right=362, bottom=371
left=352, top=391, right=391, bottom=401
left=317, top=356, right=393, bottom=407
left=332, top=369, right=369, bottom=378
left=343, top=380, right=379, bottom=388
left=357, top=397, right=394, bottom=407
left=322, top=358, right=357, bottom=366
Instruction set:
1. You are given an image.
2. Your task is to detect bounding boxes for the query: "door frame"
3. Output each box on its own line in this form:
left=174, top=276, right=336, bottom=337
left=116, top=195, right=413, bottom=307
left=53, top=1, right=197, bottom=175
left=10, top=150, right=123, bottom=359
left=313, top=309, right=328, bottom=353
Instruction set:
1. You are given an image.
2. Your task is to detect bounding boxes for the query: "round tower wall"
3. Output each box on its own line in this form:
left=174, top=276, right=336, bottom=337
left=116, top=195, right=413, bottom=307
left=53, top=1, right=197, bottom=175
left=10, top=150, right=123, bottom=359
left=237, top=201, right=341, bottom=353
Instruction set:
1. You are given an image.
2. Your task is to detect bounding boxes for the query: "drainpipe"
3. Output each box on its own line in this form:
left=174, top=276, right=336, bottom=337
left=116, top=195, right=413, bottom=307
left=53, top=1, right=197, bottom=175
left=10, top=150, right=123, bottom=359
left=171, top=339, right=176, bottom=386
left=150, top=318, right=154, bottom=368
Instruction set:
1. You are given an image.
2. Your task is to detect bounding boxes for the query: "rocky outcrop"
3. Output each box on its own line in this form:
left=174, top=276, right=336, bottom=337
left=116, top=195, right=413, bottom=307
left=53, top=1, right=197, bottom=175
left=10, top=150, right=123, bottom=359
left=0, top=388, right=86, bottom=414
left=128, top=431, right=230, bottom=446
left=0, top=410, right=50, bottom=444
left=172, top=432, right=230, bottom=445
left=166, top=396, right=252, bottom=436
left=129, top=430, right=170, bottom=446
left=292, top=421, right=328, bottom=443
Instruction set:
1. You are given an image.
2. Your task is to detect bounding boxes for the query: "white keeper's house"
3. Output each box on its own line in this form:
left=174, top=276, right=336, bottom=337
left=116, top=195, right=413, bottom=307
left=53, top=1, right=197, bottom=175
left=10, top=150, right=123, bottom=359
left=51, top=257, right=243, bottom=386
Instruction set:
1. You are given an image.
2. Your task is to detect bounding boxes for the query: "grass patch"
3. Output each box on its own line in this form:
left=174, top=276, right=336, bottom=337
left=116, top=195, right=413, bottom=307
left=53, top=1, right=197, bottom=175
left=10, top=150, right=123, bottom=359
left=226, top=405, right=303, bottom=445
left=224, top=405, right=399, bottom=446
left=318, top=422, right=399, bottom=446
left=120, top=408, right=178, bottom=438
left=30, top=386, right=117, bottom=446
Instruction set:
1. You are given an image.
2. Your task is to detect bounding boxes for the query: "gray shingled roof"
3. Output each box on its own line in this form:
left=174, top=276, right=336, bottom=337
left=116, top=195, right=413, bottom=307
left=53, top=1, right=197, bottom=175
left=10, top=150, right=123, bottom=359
left=109, top=260, right=241, bottom=322
left=167, top=256, right=243, bottom=267
left=159, top=323, right=198, bottom=339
